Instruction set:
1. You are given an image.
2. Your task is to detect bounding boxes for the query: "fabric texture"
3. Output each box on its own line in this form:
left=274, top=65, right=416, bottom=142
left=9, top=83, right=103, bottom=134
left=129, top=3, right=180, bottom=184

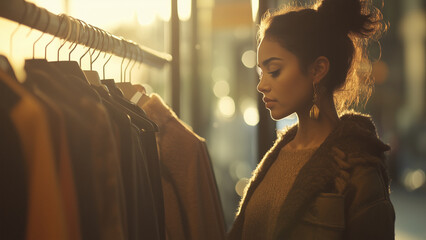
left=92, top=84, right=165, bottom=240
left=0, top=69, right=69, bottom=240
left=30, top=87, right=82, bottom=240
left=227, top=109, right=395, bottom=240
left=141, top=93, right=226, bottom=240
left=25, top=60, right=126, bottom=240
left=242, top=147, right=319, bottom=239
left=0, top=70, right=28, bottom=240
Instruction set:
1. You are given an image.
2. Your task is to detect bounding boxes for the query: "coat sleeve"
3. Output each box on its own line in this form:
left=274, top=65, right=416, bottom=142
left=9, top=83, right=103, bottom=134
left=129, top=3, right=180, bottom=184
left=344, top=161, right=396, bottom=240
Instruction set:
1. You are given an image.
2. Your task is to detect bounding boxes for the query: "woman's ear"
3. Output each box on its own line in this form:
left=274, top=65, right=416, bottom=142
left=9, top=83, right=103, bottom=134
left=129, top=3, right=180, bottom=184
left=309, top=56, right=330, bottom=84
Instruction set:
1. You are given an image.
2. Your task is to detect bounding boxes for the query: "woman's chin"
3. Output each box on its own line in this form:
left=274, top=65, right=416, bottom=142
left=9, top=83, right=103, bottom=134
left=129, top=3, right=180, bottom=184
left=269, top=110, right=288, bottom=121
left=269, top=109, right=293, bottom=121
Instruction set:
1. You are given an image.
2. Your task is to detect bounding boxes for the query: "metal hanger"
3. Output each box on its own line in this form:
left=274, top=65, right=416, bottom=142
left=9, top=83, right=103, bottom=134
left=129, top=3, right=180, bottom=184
left=88, top=27, right=101, bottom=71
left=79, top=23, right=94, bottom=67
left=83, top=27, right=105, bottom=87
left=10, top=1, right=27, bottom=58
left=91, top=28, right=106, bottom=68
left=57, top=14, right=72, bottom=61
left=123, top=45, right=133, bottom=82
left=102, top=32, right=114, bottom=80
left=45, top=14, right=65, bottom=59
left=68, top=17, right=81, bottom=61
left=128, top=44, right=138, bottom=83
left=33, top=8, right=50, bottom=59
left=120, top=39, right=128, bottom=83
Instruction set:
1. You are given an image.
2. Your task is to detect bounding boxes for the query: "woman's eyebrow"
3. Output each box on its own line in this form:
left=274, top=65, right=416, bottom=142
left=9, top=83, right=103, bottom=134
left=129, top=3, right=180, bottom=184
left=257, top=57, right=283, bottom=68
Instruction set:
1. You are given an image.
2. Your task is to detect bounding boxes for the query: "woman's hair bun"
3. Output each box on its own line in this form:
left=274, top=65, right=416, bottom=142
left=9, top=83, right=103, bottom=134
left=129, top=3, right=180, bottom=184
left=317, top=0, right=384, bottom=38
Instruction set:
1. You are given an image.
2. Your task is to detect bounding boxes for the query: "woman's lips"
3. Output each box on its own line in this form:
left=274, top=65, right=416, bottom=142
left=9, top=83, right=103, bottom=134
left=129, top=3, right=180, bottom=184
left=263, top=97, right=277, bottom=108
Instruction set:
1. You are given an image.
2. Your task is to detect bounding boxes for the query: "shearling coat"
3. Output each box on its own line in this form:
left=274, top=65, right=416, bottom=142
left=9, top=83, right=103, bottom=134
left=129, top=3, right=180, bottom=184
left=227, top=109, right=395, bottom=240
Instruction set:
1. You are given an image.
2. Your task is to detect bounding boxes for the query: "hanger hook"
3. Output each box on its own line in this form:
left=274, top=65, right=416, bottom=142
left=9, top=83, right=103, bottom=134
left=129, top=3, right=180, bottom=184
left=45, top=14, right=64, bottom=59
left=129, top=44, right=138, bottom=83
left=92, top=28, right=106, bottom=67
left=124, top=45, right=133, bottom=82
left=32, top=8, right=50, bottom=59
left=120, top=39, right=128, bottom=82
left=138, top=44, right=143, bottom=70
left=10, top=2, right=27, bottom=58
left=69, top=18, right=84, bottom=61
left=79, top=23, right=94, bottom=67
left=103, top=32, right=113, bottom=79
left=57, top=14, right=72, bottom=61
left=67, top=17, right=80, bottom=60
left=89, top=27, right=102, bottom=70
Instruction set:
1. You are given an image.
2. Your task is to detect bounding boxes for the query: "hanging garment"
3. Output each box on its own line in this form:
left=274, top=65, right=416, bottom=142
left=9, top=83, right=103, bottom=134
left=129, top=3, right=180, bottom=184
left=0, top=55, right=18, bottom=81
left=28, top=86, right=82, bottom=240
left=0, top=69, right=69, bottom=240
left=24, top=60, right=126, bottom=240
left=0, top=69, right=29, bottom=240
left=92, top=84, right=165, bottom=240
left=141, top=93, right=226, bottom=240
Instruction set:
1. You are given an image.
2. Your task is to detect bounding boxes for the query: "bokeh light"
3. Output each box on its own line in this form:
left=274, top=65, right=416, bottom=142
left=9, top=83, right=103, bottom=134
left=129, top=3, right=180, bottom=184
left=213, top=80, right=230, bottom=98
left=241, top=50, right=256, bottom=68
left=243, top=107, right=259, bottom=126
left=178, top=0, right=192, bottom=21
left=404, top=169, right=426, bottom=191
left=235, top=178, right=249, bottom=197
left=218, top=96, right=235, bottom=118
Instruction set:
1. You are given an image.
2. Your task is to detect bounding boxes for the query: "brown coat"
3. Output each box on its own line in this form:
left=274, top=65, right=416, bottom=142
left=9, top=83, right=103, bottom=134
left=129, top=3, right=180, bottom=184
left=227, top=109, right=395, bottom=240
left=142, top=93, right=226, bottom=240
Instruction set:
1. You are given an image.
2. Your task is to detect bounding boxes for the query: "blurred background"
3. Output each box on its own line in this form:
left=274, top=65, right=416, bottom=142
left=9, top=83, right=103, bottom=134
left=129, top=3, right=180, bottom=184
left=0, top=0, right=425, bottom=239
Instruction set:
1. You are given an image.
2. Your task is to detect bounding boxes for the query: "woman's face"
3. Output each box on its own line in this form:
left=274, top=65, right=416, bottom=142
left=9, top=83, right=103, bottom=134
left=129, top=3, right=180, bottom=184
left=257, top=37, right=314, bottom=120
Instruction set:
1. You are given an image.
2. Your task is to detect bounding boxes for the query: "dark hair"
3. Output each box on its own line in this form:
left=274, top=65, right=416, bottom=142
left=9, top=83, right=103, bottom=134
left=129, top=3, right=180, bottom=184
left=257, top=0, right=388, bottom=114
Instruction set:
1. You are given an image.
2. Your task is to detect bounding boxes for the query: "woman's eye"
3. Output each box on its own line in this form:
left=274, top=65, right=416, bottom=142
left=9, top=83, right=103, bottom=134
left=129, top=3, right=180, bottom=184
left=268, top=70, right=281, bottom=78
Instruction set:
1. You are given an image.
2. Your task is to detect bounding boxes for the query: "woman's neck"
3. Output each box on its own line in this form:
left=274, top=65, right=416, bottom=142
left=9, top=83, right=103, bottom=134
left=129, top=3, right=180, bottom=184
left=287, top=94, right=340, bottom=150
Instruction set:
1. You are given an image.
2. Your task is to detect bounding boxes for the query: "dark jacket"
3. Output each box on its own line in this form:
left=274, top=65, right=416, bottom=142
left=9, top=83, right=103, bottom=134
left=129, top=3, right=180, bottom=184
left=227, top=109, right=395, bottom=240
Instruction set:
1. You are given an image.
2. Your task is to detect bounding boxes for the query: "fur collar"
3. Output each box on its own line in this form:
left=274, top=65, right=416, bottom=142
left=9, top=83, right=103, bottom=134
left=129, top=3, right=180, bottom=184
left=227, top=109, right=391, bottom=239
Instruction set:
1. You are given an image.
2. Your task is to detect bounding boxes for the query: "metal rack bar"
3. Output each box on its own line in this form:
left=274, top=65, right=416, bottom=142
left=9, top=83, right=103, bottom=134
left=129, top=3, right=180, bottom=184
left=0, top=0, right=172, bottom=68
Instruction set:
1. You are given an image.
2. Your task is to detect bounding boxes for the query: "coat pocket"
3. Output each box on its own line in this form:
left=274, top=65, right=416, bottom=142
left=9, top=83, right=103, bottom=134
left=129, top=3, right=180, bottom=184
left=290, top=193, right=345, bottom=240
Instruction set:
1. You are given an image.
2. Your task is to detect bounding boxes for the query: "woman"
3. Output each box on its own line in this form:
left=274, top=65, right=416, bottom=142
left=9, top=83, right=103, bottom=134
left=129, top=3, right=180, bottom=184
left=227, top=0, right=395, bottom=239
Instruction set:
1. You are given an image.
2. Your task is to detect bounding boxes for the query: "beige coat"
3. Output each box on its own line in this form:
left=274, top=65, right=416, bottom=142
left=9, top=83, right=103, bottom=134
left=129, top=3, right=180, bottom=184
left=227, top=109, right=395, bottom=240
left=142, top=93, right=226, bottom=240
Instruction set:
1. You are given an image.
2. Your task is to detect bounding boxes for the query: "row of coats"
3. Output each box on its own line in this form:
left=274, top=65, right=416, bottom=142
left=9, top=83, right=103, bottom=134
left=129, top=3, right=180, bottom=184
left=0, top=55, right=226, bottom=240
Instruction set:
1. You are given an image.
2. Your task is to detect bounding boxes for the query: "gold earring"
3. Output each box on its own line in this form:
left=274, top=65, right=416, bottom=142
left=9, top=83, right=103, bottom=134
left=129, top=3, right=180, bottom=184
left=309, top=83, right=320, bottom=120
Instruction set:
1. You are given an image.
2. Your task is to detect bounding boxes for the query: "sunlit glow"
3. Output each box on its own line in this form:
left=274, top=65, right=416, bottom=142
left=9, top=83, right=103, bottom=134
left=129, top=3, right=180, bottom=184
left=251, top=0, right=259, bottom=22
left=285, top=112, right=297, bottom=119
left=212, top=66, right=230, bottom=81
left=236, top=162, right=251, bottom=179
left=243, top=107, right=259, bottom=126
left=241, top=50, right=256, bottom=68
left=218, top=96, right=235, bottom=118
left=158, top=0, right=172, bottom=22
left=178, top=0, right=192, bottom=21
left=213, top=80, right=230, bottom=98
left=137, top=4, right=157, bottom=26
left=235, top=178, right=249, bottom=197
left=404, top=169, right=426, bottom=191
left=240, top=98, right=256, bottom=113
left=30, top=0, right=63, bottom=14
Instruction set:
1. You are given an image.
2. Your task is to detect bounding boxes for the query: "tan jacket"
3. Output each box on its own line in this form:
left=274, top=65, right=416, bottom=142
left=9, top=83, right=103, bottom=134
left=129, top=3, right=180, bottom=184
left=227, top=109, right=395, bottom=240
left=142, top=93, right=226, bottom=240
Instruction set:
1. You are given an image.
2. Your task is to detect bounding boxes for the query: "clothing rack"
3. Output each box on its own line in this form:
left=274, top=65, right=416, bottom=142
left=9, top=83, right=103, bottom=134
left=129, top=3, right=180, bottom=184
left=0, top=0, right=172, bottom=68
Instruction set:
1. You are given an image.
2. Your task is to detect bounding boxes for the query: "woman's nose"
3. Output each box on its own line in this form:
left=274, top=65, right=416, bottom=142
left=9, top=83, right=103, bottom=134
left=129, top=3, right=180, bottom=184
left=257, top=77, right=270, bottom=94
